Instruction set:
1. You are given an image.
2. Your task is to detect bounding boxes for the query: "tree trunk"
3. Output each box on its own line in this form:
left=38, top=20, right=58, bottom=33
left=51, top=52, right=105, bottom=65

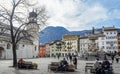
left=12, top=43, right=17, bottom=67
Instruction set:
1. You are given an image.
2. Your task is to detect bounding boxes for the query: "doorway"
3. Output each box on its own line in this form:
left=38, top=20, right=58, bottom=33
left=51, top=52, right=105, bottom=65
left=0, top=47, right=4, bottom=59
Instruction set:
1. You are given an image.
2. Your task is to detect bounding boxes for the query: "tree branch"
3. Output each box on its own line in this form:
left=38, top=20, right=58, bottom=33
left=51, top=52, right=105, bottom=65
left=0, top=4, right=10, bottom=16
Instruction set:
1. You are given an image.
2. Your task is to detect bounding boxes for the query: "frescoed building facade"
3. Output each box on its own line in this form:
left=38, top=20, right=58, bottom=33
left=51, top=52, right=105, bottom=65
left=62, top=34, right=80, bottom=56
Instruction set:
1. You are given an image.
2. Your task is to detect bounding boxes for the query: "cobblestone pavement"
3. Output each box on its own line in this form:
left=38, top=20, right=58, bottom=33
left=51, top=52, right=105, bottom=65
left=0, top=58, right=120, bottom=74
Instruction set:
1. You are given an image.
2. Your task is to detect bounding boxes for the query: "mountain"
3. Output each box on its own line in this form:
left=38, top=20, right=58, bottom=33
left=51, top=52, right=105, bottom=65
left=39, top=26, right=93, bottom=45
left=39, top=26, right=69, bottom=45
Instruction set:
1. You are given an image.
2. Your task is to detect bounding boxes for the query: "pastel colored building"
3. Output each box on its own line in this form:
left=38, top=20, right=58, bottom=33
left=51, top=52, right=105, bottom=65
left=39, top=45, right=46, bottom=57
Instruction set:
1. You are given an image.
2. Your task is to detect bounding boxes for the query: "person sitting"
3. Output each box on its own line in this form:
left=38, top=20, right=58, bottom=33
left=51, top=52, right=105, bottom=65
left=101, top=58, right=112, bottom=74
left=18, top=58, right=25, bottom=68
left=18, top=58, right=25, bottom=63
left=57, top=58, right=68, bottom=71
left=94, top=59, right=102, bottom=74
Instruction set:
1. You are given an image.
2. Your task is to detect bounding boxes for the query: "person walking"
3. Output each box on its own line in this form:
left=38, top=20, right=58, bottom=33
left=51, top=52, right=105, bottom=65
left=73, top=56, right=77, bottom=69
left=101, top=58, right=112, bottom=74
left=115, top=54, right=119, bottom=63
left=94, top=58, right=102, bottom=74
left=69, top=55, right=72, bottom=63
left=111, top=54, right=115, bottom=63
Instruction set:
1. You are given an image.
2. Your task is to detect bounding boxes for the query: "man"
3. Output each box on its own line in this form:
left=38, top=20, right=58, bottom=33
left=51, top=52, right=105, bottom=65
left=69, top=55, right=72, bottom=63
left=115, top=54, right=119, bottom=63
left=57, top=58, right=68, bottom=71
left=102, top=58, right=112, bottom=74
left=73, top=56, right=77, bottom=69
left=111, top=54, right=115, bottom=63
left=94, top=58, right=100, bottom=70
left=94, top=59, right=102, bottom=74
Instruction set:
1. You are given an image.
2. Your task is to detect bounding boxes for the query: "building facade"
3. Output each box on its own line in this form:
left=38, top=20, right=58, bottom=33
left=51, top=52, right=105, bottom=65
left=62, top=34, right=80, bottom=56
left=45, top=43, right=50, bottom=57
left=49, top=34, right=80, bottom=57
left=49, top=40, right=65, bottom=57
left=79, top=36, right=90, bottom=55
left=39, top=45, right=46, bottom=57
left=102, top=27, right=118, bottom=52
left=79, top=26, right=118, bottom=56
left=79, top=34, right=105, bottom=56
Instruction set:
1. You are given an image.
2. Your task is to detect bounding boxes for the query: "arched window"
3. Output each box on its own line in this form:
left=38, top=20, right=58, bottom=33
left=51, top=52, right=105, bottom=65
left=7, top=43, right=11, bottom=49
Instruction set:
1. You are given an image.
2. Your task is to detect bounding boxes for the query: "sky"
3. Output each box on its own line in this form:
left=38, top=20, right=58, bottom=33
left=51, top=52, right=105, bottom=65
left=0, top=0, right=120, bottom=31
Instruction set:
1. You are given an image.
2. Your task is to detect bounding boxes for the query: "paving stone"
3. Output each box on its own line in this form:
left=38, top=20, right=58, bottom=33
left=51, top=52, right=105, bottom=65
left=0, top=58, right=120, bottom=74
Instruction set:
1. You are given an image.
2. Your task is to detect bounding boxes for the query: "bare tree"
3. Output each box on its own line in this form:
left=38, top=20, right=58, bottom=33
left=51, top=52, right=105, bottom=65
left=0, top=0, right=48, bottom=67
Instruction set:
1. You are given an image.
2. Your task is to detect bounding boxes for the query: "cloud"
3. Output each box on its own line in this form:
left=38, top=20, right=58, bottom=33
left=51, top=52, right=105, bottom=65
left=37, top=0, right=87, bottom=30
left=0, top=0, right=120, bottom=31
left=37, top=0, right=108, bottom=31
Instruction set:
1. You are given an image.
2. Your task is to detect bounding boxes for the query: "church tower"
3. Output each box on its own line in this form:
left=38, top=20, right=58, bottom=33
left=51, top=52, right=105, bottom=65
left=27, top=10, right=39, bottom=57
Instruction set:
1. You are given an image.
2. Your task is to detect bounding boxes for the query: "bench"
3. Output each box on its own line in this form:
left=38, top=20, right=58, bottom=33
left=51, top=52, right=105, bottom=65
left=85, top=63, right=94, bottom=72
left=18, top=62, right=38, bottom=69
left=85, top=62, right=113, bottom=74
left=48, top=62, right=75, bottom=72
left=48, top=62, right=60, bottom=71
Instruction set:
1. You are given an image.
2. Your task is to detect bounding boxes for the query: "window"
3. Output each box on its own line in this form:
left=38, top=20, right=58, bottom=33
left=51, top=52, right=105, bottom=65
left=35, top=46, right=36, bottom=51
left=107, top=32, right=108, bottom=34
left=119, top=42, right=120, bottom=44
left=102, top=42, right=104, bottom=45
left=22, top=45, right=25, bottom=47
left=110, top=32, right=112, bottom=34
left=119, top=46, right=120, bottom=49
left=102, top=46, right=104, bottom=49
left=102, top=37, right=104, bottom=40
left=0, top=41, right=3, bottom=43
left=7, top=43, right=11, bottom=49
left=1, top=28, right=3, bottom=32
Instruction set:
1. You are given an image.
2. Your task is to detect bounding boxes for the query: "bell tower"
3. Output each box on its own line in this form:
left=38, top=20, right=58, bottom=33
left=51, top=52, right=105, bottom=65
left=27, top=10, right=39, bottom=39
left=27, top=10, right=39, bottom=57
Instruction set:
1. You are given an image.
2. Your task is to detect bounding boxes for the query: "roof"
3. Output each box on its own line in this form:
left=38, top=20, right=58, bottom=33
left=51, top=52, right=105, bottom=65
left=103, top=27, right=118, bottom=31
left=29, top=11, right=37, bottom=18
left=62, top=34, right=80, bottom=40
left=80, top=36, right=88, bottom=39
left=80, top=33, right=105, bottom=40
